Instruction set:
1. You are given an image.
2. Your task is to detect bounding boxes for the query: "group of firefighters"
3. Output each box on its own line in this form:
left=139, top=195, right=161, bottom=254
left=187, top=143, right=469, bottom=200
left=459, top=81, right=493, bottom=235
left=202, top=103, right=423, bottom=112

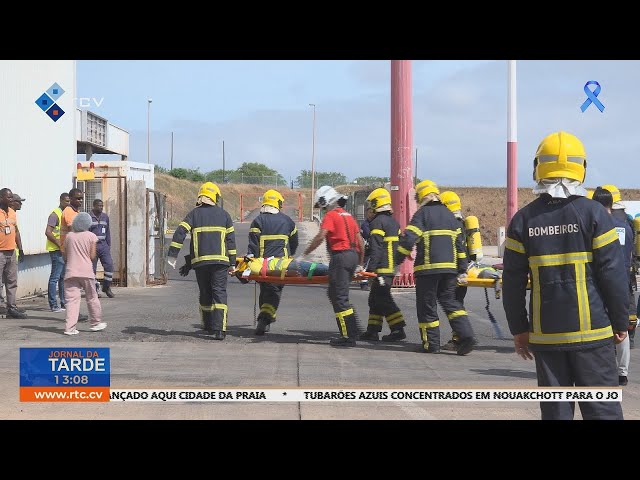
left=167, top=130, right=640, bottom=418
left=167, top=175, right=482, bottom=356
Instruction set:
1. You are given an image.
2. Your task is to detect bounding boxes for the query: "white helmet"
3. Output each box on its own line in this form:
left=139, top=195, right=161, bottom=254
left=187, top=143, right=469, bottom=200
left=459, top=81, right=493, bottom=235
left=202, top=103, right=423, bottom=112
left=314, top=185, right=342, bottom=208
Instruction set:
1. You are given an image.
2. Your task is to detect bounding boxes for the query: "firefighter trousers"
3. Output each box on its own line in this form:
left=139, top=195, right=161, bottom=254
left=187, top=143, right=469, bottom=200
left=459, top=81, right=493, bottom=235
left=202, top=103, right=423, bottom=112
left=195, top=264, right=229, bottom=333
left=534, top=342, right=623, bottom=420
left=415, top=273, right=474, bottom=350
left=328, top=249, right=359, bottom=338
left=258, top=282, right=284, bottom=324
left=367, top=275, right=405, bottom=332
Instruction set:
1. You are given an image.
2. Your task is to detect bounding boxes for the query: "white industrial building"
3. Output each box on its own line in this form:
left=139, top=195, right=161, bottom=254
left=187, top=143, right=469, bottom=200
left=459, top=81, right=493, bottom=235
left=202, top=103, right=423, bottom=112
left=0, top=60, right=164, bottom=299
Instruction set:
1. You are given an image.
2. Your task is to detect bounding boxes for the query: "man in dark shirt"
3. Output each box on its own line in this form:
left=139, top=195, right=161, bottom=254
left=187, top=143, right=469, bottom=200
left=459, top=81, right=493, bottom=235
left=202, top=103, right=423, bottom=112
left=89, top=199, right=115, bottom=298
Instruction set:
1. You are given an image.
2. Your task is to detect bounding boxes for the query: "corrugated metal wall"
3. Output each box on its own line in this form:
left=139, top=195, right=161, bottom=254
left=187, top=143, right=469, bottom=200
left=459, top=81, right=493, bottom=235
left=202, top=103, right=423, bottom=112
left=0, top=60, right=77, bottom=296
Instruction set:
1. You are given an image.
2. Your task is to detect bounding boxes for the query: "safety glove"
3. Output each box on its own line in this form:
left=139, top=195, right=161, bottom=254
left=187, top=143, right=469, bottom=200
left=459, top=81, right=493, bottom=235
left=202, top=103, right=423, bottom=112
left=179, top=255, right=192, bottom=277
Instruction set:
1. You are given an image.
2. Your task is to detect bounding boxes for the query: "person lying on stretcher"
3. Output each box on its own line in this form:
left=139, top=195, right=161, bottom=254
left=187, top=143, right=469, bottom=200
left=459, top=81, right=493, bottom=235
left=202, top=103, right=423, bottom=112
left=466, top=260, right=502, bottom=281
left=233, top=255, right=329, bottom=283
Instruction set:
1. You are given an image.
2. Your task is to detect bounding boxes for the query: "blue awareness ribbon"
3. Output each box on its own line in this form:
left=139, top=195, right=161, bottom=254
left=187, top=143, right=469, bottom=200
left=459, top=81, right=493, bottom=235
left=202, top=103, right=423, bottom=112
left=580, top=81, right=605, bottom=113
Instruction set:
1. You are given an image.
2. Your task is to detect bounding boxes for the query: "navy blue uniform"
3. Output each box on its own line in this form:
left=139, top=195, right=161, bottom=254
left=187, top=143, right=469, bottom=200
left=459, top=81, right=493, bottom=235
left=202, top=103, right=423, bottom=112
left=503, top=194, right=627, bottom=419
left=169, top=204, right=236, bottom=334
left=366, top=212, right=405, bottom=333
left=248, top=211, right=298, bottom=326
left=396, top=201, right=474, bottom=353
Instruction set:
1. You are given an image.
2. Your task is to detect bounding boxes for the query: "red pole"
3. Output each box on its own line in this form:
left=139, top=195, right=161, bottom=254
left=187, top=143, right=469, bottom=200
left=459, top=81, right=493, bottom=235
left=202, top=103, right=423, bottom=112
left=506, top=60, right=518, bottom=227
left=390, top=60, right=416, bottom=287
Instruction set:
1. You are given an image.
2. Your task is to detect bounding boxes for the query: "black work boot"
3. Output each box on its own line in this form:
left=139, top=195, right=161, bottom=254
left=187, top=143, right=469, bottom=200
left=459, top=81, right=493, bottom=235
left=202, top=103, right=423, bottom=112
left=255, top=318, right=271, bottom=336
left=456, top=336, right=476, bottom=356
left=381, top=328, right=407, bottom=342
left=7, top=307, right=27, bottom=319
left=422, top=342, right=440, bottom=354
left=359, top=329, right=380, bottom=341
left=212, top=330, right=226, bottom=341
left=203, top=317, right=215, bottom=334
left=330, top=336, right=356, bottom=347
left=102, top=284, right=115, bottom=298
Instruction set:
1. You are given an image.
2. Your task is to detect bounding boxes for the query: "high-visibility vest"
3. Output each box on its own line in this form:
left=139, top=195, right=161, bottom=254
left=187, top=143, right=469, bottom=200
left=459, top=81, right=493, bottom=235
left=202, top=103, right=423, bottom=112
left=46, top=207, right=63, bottom=252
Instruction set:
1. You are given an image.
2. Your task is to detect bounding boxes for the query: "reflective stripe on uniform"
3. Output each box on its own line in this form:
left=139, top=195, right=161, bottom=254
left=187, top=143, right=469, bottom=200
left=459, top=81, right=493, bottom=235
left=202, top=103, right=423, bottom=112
left=406, top=225, right=422, bottom=237
left=529, top=251, right=593, bottom=342
left=386, top=311, right=404, bottom=326
left=260, top=303, right=277, bottom=318
left=260, top=234, right=290, bottom=258
left=193, top=226, right=227, bottom=263
left=418, top=320, right=439, bottom=343
left=592, top=228, right=619, bottom=250
left=336, top=308, right=354, bottom=337
left=505, top=237, right=525, bottom=254
left=200, top=303, right=228, bottom=330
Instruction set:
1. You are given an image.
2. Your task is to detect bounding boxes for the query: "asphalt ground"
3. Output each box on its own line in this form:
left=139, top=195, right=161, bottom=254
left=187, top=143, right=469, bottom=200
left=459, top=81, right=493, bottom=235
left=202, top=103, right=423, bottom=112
left=1, top=221, right=638, bottom=420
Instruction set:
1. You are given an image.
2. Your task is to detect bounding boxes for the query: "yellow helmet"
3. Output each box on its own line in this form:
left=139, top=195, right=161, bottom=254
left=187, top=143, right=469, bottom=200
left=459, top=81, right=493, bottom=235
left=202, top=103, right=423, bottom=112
left=440, top=191, right=461, bottom=212
left=198, top=182, right=221, bottom=204
left=600, top=184, right=621, bottom=203
left=366, top=188, right=392, bottom=211
left=586, top=189, right=594, bottom=199
left=415, top=179, right=439, bottom=203
left=262, top=189, right=284, bottom=209
left=533, top=131, right=587, bottom=183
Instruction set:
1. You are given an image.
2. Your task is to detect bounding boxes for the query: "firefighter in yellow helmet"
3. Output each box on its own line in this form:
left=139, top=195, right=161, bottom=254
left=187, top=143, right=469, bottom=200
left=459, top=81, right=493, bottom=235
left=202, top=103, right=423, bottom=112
left=395, top=180, right=476, bottom=355
left=167, top=182, right=236, bottom=340
left=601, top=184, right=638, bottom=350
left=358, top=188, right=406, bottom=342
left=248, top=189, right=299, bottom=335
left=502, top=131, right=627, bottom=419
left=591, top=187, right=634, bottom=386
left=440, top=190, right=483, bottom=352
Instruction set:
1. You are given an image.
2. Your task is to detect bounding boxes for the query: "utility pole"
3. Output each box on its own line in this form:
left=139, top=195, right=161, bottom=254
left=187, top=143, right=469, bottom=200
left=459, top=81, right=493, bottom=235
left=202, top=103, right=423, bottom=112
left=170, top=131, right=174, bottom=170
left=309, top=103, right=316, bottom=221
left=222, top=140, right=225, bottom=183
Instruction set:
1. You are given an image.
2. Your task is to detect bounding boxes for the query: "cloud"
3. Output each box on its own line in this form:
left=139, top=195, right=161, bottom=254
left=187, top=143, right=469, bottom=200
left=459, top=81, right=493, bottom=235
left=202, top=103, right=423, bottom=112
left=94, top=60, right=640, bottom=189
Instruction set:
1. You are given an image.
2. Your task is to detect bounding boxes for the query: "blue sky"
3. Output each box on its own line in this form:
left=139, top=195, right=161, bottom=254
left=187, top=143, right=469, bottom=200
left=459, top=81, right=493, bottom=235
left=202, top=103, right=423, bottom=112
left=76, top=60, right=640, bottom=188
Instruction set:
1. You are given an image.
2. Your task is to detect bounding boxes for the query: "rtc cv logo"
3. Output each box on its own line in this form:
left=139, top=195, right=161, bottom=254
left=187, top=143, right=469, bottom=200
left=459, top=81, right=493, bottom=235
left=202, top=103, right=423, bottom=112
left=35, top=82, right=65, bottom=122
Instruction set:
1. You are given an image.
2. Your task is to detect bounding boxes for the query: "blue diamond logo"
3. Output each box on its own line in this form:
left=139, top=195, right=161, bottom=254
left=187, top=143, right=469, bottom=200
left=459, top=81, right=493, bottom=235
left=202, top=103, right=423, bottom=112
left=45, top=103, right=65, bottom=122
left=35, top=93, right=54, bottom=112
left=46, top=83, right=65, bottom=101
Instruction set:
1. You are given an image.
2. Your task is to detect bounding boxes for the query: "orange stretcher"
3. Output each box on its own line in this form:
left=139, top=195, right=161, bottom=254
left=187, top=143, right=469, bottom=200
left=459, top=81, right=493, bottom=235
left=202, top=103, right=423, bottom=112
left=234, top=271, right=377, bottom=285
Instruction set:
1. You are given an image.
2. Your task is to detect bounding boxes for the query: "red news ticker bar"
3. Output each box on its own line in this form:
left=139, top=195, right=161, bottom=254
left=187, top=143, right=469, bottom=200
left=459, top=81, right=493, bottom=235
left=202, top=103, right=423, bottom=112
left=20, top=387, right=110, bottom=402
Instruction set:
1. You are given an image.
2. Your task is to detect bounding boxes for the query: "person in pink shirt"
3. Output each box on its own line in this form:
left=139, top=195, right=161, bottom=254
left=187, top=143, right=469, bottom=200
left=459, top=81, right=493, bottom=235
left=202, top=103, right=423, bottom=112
left=62, top=212, right=106, bottom=335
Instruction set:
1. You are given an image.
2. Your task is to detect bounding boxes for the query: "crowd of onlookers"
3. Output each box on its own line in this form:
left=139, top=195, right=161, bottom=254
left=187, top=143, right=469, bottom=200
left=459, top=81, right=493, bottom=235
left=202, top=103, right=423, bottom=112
left=0, top=187, right=115, bottom=335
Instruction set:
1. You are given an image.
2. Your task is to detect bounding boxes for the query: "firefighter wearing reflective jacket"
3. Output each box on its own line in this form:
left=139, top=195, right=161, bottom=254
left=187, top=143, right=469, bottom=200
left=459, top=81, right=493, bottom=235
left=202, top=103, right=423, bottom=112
left=440, top=190, right=483, bottom=351
left=303, top=185, right=365, bottom=347
left=601, top=184, right=637, bottom=348
left=167, top=182, right=236, bottom=341
left=358, top=188, right=406, bottom=342
left=502, top=131, right=627, bottom=420
left=396, top=180, right=476, bottom=355
left=249, top=189, right=299, bottom=336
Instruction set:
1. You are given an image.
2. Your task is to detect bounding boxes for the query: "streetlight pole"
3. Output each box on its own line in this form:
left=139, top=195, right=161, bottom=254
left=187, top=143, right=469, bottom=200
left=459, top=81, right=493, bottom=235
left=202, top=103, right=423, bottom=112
left=309, top=103, right=316, bottom=221
left=147, top=98, right=153, bottom=164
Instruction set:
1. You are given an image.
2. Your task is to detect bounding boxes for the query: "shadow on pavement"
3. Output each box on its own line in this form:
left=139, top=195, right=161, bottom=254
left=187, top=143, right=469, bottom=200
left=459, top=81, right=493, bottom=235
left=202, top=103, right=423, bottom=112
left=469, top=368, right=537, bottom=379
